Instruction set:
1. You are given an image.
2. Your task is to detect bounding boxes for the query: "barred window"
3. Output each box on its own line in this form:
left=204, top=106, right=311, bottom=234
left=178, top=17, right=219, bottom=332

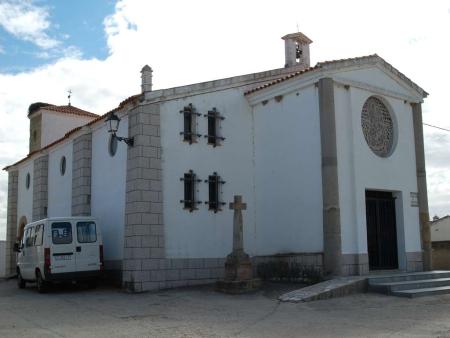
left=180, top=104, right=201, bottom=144
left=205, top=172, right=225, bottom=212
left=204, top=107, right=225, bottom=147
left=180, top=170, right=201, bottom=211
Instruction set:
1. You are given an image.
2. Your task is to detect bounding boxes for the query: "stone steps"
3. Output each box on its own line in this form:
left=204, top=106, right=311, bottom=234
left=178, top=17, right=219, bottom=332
left=368, top=271, right=450, bottom=298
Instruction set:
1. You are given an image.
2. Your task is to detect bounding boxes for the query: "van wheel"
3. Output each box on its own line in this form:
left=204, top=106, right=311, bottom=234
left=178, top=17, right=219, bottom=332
left=17, top=270, right=26, bottom=289
left=36, top=271, right=48, bottom=293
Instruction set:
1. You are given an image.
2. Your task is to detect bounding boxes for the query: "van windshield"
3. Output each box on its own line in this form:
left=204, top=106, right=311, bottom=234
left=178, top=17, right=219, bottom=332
left=51, top=222, right=73, bottom=245
left=77, top=221, right=97, bottom=243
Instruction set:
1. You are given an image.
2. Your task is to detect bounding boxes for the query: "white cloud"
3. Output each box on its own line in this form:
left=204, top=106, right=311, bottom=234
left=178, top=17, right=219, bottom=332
left=0, top=0, right=59, bottom=49
left=0, top=0, right=449, bottom=239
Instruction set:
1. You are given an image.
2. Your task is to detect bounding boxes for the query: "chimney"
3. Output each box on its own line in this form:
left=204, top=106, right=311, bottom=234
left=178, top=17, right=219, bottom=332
left=281, top=32, right=313, bottom=68
left=141, top=65, right=153, bottom=93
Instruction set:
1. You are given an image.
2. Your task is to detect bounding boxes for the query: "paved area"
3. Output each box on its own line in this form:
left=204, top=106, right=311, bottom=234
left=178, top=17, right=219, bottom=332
left=1, top=279, right=450, bottom=338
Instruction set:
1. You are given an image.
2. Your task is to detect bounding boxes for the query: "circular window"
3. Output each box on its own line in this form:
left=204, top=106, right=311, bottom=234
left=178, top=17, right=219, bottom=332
left=361, top=97, right=394, bottom=157
left=25, top=173, right=30, bottom=190
left=60, top=156, right=66, bottom=176
left=108, top=134, right=118, bottom=157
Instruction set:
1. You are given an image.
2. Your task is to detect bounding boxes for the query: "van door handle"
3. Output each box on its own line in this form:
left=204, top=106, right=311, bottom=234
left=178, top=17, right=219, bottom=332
left=76, top=246, right=81, bottom=252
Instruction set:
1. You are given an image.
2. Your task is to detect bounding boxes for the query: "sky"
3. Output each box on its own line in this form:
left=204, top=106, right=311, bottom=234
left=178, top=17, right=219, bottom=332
left=0, top=0, right=449, bottom=240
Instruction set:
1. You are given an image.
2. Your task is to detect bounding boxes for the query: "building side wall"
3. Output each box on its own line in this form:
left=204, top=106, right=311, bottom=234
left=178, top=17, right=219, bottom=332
left=334, top=68, right=422, bottom=273
left=431, top=218, right=450, bottom=242
left=48, top=142, right=73, bottom=217
left=253, top=85, right=324, bottom=255
left=91, top=118, right=128, bottom=266
left=0, top=241, right=5, bottom=277
left=41, top=111, right=94, bottom=149
left=160, top=88, right=255, bottom=258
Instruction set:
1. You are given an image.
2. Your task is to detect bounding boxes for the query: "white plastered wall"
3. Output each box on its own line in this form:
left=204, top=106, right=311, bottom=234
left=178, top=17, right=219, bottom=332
left=160, top=88, right=255, bottom=258
left=334, top=67, right=422, bottom=269
left=41, top=110, right=94, bottom=148
left=252, top=85, right=323, bottom=254
left=47, top=141, right=73, bottom=217
left=91, top=116, right=128, bottom=262
left=161, top=84, right=323, bottom=258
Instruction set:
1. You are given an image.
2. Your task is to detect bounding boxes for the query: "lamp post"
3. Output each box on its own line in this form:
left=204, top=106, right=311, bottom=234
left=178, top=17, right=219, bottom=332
left=105, top=111, right=134, bottom=147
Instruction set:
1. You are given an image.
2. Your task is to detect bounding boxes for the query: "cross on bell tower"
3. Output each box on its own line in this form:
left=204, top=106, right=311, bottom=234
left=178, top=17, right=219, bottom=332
left=67, top=90, right=72, bottom=106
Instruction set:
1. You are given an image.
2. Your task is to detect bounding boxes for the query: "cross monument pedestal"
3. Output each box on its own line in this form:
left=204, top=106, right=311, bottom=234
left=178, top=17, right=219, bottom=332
left=216, top=195, right=261, bottom=294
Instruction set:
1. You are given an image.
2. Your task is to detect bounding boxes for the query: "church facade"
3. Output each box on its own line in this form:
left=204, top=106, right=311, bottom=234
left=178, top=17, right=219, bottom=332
left=4, top=33, right=431, bottom=291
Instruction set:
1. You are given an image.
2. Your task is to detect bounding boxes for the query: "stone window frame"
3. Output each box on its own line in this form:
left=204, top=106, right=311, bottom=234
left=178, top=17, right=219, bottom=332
left=60, top=156, right=66, bottom=176
left=179, top=103, right=201, bottom=144
left=204, top=107, right=226, bottom=147
left=204, top=172, right=226, bottom=213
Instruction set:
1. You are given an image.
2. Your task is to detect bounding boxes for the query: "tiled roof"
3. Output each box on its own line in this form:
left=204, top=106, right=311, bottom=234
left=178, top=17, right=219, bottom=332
left=37, top=104, right=99, bottom=118
left=244, top=54, right=428, bottom=97
left=4, top=94, right=142, bottom=171
left=244, top=66, right=321, bottom=95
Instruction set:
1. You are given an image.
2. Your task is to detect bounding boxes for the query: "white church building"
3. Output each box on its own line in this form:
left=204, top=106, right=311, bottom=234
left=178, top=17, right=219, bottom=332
left=4, top=32, right=431, bottom=292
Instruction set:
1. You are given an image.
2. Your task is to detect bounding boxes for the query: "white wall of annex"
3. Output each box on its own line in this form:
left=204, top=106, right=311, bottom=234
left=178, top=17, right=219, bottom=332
left=160, top=88, right=256, bottom=258
left=253, top=85, right=323, bottom=254
left=47, top=141, right=73, bottom=217
left=334, top=69, right=422, bottom=258
left=41, top=111, right=94, bottom=148
left=431, top=218, right=450, bottom=242
left=17, top=161, right=34, bottom=228
left=91, top=117, right=128, bottom=262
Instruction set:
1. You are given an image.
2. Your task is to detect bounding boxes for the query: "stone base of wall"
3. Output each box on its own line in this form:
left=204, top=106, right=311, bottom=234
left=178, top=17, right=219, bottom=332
left=122, top=258, right=226, bottom=292
left=122, top=253, right=324, bottom=292
left=432, top=242, right=450, bottom=270
left=341, top=254, right=369, bottom=276
left=252, top=253, right=323, bottom=274
left=406, top=251, right=424, bottom=272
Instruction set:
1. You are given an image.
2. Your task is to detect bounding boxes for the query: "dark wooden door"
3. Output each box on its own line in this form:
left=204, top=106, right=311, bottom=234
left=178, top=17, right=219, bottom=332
left=366, top=191, right=398, bottom=270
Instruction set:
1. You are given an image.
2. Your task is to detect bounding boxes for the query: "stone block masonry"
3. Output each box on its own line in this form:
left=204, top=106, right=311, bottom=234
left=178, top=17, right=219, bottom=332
left=32, top=155, right=48, bottom=221
left=123, top=103, right=227, bottom=292
left=72, top=132, right=92, bottom=216
left=5, top=171, right=18, bottom=276
left=123, top=103, right=164, bottom=292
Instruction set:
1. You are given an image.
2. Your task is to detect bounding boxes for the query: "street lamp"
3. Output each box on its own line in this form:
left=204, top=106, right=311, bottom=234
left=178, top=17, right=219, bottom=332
left=105, top=111, right=134, bottom=147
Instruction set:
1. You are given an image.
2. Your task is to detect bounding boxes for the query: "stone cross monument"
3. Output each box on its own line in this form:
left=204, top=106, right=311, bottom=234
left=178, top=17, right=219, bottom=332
left=217, top=195, right=260, bottom=293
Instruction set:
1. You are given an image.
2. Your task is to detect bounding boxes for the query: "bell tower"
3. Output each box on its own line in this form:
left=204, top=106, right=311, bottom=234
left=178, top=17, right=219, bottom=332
left=282, top=32, right=313, bottom=68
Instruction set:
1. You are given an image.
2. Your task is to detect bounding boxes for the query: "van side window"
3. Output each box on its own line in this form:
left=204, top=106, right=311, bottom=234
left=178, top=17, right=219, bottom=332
left=77, top=222, right=97, bottom=243
left=26, top=227, right=36, bottom=247
left=51, top=222, right=73, bottom=245
left=24, top=228, right=33, bottom=247
left=34, top=224, right=44, bottom=246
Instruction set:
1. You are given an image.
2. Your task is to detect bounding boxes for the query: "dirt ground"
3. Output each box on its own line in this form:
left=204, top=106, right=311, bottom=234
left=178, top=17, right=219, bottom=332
left=1, top=279, right=450, bottom=338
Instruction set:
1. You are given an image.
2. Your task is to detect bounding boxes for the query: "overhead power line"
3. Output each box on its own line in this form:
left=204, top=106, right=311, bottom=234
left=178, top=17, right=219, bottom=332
left=423, top=123, right=450, bottom=132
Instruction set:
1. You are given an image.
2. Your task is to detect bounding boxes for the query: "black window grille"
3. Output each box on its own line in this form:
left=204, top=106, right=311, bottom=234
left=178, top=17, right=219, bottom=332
left=180, top=170, right=202, bottom=211
left=204, top=107, right=225, bottom=147
left=179, top=104, right=201, bottom=144
left=205, top=172, right=225, bottom=212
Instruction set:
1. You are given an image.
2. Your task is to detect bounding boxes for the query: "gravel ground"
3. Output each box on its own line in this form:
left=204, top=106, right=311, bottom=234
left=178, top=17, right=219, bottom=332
left=1, top=279, right=450, bottom=338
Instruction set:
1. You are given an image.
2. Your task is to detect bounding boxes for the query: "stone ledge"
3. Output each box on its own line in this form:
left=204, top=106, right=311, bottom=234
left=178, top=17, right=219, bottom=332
left=216, top=279, right=262, bottom=294
left=279, top=276, right=367, bottom=302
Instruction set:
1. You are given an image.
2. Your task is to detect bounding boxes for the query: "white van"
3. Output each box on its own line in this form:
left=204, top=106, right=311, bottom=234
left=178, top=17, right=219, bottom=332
left=15, top=217, right=103, bottom=293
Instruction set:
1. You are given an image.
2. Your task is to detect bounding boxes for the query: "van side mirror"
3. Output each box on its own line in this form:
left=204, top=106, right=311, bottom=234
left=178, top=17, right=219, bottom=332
left=13, top=242, right=21, bottom=253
